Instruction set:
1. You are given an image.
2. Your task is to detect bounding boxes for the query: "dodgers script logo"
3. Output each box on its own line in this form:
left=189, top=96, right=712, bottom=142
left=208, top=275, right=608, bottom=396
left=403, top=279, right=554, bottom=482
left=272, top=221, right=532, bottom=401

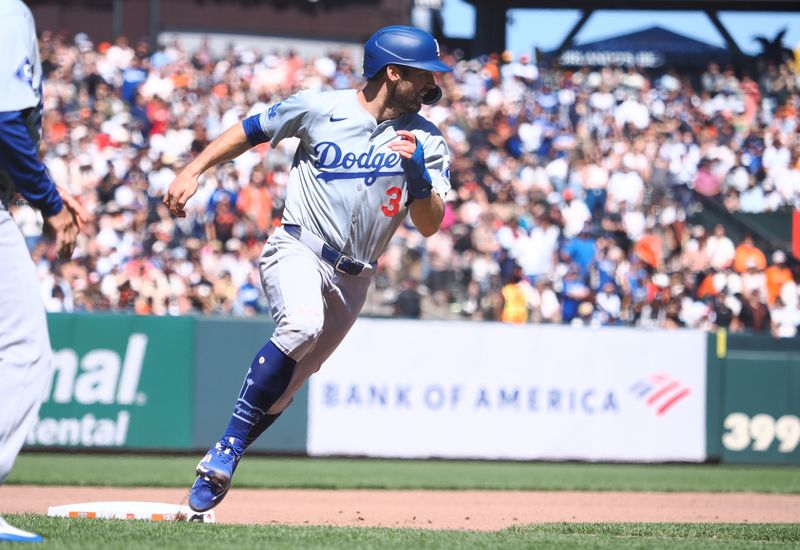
left=314, top=141, right=403, bottom=185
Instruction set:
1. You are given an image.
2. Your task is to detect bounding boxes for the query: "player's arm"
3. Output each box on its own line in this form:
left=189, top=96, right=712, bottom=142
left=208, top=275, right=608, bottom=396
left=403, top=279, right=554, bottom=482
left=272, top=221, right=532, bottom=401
left=0, top=110, right=81, bottom=259
left=389, top=129, right=446, bottom=237
left=408, top=189, right=444, bottom=237
left=164, top=123, right=251, bottom=217
left=165, top=92, right=311, bottom=218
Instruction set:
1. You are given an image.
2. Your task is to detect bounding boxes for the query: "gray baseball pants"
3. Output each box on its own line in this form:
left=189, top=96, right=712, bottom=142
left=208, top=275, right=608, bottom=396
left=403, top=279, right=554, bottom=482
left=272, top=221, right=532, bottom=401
left=259, top=226, right=373, bottom=414
left=0, top=206, right=52, bottom=483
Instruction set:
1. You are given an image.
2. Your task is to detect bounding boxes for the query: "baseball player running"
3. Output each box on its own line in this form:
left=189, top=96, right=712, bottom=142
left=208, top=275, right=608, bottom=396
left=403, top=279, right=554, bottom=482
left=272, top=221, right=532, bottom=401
left=0, top=0, right=86, bottom=542
left=164, top=25, right=452, bottom=512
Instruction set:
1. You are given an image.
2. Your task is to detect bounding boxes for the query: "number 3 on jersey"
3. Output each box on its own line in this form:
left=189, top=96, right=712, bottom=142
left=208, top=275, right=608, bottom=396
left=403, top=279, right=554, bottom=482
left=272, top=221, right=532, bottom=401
left=381, top=186, right=402, bottom=217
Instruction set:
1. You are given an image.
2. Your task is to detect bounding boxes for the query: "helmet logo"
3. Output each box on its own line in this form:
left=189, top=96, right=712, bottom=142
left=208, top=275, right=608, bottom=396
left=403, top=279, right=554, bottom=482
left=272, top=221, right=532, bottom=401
left=434, top=39, right=441, bottom=57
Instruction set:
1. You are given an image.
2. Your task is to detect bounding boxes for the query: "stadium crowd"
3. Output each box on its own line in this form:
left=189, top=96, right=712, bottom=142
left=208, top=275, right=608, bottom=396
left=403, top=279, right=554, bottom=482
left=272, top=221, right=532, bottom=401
left=10, top=29, right=800, bottom=336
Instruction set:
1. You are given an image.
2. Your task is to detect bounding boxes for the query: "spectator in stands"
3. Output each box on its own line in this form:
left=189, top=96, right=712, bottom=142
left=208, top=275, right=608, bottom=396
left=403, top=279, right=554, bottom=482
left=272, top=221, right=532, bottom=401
left=737, top=172, right=764, bottom=213
left=560, top=265, right=590, bottom=324
left=771, top=295, right=800, bottom=338
left=694, top=158, right=722, bottom=198
left=710, top=292, right=735, bottom=329
left=737, top=289, right=772, bottom=333
left=236, top=166, right=273, bottom=238
left=529, top=278, right=560, bottom=323
left=765, top=250, right=793, bottom=306
left=633, top=223, right=664, bottom=271
left=733, top=235, right=768, bottom=273
left=500, top=266, right=532, bottom=324
left=393, top=278, right=423, bottom=320
left=561, top=188, right=591, bottom=239
left=701, top=63, right=725, bottom=95
left=681, top=225, right=711, bottom=273
left=740, top=259, right=768, bottom=299
left=706, top=224, right=736, bottom=272
left=563, top=223, right=596, bottom=279
left=595, top=281, right=622, bottom=325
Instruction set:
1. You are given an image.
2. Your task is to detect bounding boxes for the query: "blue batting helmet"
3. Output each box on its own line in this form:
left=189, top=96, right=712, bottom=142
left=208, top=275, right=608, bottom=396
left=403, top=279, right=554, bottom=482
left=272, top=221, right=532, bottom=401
left=363, top=26, right=452, bottom=104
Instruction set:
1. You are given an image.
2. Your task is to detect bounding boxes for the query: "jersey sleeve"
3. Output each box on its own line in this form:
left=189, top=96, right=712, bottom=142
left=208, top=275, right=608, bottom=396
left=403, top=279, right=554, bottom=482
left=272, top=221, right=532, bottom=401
left=0, top=4, right=41, bottom=112
left=0, top=110, right=63, bottom=217
left=422, top=132, right=451, bottom=200
left=242, top=89, right=314, bottom=147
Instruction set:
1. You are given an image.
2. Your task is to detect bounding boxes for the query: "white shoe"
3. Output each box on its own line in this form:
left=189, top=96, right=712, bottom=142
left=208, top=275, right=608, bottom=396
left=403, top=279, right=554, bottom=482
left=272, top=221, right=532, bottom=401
left=0, top=516, right=43, bottom=543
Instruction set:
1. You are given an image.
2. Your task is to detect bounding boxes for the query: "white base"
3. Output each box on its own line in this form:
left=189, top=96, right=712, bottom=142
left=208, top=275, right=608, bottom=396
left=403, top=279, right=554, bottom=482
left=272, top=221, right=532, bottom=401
left=47, top=502, right=216, bottom=523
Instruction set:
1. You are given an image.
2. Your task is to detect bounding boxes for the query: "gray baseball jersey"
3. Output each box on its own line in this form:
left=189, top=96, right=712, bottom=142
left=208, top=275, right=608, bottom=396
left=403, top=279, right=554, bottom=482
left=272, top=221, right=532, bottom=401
left=253, top=89, right=450, bottom=263
left=249, top=88, right=451, bottom=412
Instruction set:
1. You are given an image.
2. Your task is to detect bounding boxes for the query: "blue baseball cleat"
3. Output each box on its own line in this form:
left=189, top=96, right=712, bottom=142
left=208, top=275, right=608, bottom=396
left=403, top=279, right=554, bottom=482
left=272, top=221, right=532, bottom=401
left=0, top=516, right=43, bottom=543
left=188, top=437, right=245, bottom=512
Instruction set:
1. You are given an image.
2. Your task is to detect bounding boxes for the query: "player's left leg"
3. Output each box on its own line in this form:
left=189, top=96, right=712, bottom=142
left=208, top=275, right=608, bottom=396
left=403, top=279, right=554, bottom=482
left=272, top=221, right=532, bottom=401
left=189, top=260, right=372, bottom=512
left=0, top=210, right=52, bottom=542
left=0, top=517, right=43, bottom=543
left=190, top=232, right=326, bottom=512
left=266, top=273, right=372, bottom=414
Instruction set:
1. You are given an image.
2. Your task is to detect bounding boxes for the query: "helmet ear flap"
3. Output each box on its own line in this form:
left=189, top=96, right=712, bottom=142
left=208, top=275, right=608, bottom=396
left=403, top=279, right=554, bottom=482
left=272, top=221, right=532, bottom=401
left=422, top=85, right=442, bottom=105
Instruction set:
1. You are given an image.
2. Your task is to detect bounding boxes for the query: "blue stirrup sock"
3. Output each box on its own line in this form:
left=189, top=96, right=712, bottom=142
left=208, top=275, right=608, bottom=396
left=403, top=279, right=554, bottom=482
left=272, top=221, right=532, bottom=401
left=223, top=340, right=297, bottom=448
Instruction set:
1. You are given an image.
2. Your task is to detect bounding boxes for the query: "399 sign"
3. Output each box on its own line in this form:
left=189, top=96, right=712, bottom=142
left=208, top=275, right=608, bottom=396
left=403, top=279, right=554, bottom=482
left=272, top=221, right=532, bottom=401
left=722, top=413, right=800, bottom=453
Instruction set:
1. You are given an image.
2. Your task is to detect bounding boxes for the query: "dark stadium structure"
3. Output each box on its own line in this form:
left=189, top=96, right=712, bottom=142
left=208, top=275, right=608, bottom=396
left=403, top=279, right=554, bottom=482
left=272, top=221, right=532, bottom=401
left=26, top=0, right=799, bottom=61
left=546, top=26, right=735, bottom=70
left=464, top=0, right=799, bottom=60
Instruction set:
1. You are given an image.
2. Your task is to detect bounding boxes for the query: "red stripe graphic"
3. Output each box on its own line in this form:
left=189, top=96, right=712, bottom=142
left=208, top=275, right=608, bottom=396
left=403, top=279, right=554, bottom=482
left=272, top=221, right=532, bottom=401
left=645, top=381, right=680, bottom=405
left=633, top=374, right=692, bottom=415
left=656, top=388, right=690, bottom=415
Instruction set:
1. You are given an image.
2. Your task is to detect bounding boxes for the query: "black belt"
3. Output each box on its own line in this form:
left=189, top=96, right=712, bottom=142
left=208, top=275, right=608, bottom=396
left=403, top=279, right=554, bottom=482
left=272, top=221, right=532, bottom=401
left=283, top=224, right=368, bottom=276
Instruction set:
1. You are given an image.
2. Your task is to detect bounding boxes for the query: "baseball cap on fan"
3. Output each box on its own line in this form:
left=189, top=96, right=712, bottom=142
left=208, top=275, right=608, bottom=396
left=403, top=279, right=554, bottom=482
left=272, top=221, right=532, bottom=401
left=75, top=32, right=93, bottom=52
left=772, top=250, right=787, bottom=264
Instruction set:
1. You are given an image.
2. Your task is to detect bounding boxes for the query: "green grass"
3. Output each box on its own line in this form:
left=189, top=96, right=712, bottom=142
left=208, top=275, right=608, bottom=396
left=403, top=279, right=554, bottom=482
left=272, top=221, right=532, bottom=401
left=3, top=515, right=799, bottom=549
left=8, top=453, right=800, bottom=493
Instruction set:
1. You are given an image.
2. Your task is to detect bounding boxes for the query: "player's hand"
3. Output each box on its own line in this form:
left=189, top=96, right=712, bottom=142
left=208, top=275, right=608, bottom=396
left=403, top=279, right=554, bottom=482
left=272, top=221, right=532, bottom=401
left=44, top=206, right=79, bottom=260
left=163, top=170, right=200, bottom=218
left=56, top=185, right=90, bottom=231
left=388, top=130, right=419, bottom=160
left=389, top=130, right=432, bottom=200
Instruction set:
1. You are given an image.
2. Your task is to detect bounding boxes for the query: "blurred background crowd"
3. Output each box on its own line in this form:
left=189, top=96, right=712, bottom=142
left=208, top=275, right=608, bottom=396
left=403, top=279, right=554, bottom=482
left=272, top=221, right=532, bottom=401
left=10, top=30, right=800, bottom=336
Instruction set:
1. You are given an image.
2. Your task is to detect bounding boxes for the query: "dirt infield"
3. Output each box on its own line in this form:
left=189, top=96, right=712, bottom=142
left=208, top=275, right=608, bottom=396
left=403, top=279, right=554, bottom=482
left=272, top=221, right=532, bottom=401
left=2, top=486, right=799, bottom=530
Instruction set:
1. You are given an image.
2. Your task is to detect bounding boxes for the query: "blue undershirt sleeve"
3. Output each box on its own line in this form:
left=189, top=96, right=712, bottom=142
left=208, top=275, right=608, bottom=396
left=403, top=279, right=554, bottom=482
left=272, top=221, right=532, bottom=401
left=242, top=114, right=270, bottom=146
left=0, top=110, right=63, bottom=217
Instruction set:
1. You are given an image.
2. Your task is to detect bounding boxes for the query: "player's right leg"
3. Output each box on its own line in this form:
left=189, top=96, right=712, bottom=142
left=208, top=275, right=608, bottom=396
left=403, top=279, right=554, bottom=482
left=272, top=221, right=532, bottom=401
left=189, top=229, right=326, bottom=512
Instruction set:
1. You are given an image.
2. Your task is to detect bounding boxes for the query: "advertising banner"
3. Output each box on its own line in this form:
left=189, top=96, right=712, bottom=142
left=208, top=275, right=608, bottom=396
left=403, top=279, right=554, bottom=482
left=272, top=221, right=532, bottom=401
left=27, top=314, right=194, bottom=450
left=308, top=320, right=707, bottom=462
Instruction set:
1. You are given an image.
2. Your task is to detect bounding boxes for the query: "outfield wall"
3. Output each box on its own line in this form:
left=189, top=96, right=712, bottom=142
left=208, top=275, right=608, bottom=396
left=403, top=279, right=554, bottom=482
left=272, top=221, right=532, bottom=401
left=30, top=314, right=195, bottom=450
left=707, top=331, right=800, bottom=465
left=25, top=314, right=799, bottom=464
left=28, top=314, right=307, bottom=453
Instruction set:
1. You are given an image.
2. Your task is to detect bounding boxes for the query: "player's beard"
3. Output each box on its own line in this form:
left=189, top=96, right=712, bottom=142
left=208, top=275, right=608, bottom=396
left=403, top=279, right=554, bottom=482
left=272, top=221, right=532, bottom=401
left=390, top=80, right=423, bottom=114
